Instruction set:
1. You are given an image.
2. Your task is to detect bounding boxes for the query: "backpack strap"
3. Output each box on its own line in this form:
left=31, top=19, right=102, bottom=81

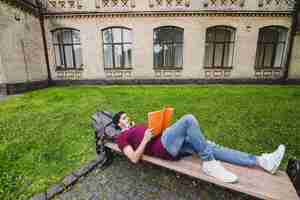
left=100, top=111, right=115, bottom=135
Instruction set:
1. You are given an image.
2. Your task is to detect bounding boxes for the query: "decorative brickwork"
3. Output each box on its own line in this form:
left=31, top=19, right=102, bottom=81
left=58, top=0, right=66, bottom=8
left=104, top=69, right=133, bottom=79
left=204, top=69, right=232, bottom=79
left=45, top=0, right=295, bottom=12
left=49, top=0, right=57, bottom=7
left=203, top=0, right=245, bottom=9
left=154, top=69, right=182, bottom=78
left=149, top=0, right=190, bottom=8
left=258, top=0, right=294, bottom=9
left=121, top=0, right=129, bottom=6
left=102, top=0, right=109, bottom=7
left=68, top=0, right=76, bottom=8
left=48, top=0, right=83, bottom=9
left=98, top=0, right=135, bottom=8
left=56, top=70, right=83, bottom=80
left=255, top=69, right=284, bottom=79
left=112, top=0, right=119, bottom=6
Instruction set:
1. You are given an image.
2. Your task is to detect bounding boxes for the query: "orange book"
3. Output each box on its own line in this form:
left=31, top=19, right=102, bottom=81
left=148, top=106, right=174, bottom=136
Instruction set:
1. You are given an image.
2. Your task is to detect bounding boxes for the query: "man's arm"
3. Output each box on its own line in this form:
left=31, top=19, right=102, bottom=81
left=123, top=128, right=154, bottom=164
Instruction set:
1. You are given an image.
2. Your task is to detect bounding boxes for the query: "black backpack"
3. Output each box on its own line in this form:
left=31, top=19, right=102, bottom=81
left=91, top=111, right=121, bottom=154
left=286, top=158, right=300, bottom=197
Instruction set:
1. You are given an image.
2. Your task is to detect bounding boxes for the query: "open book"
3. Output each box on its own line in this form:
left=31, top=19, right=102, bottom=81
left=148, top=106, right=174, bottom=136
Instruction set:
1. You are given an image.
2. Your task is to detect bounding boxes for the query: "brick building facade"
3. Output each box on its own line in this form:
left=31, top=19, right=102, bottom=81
left=0, top=0, right=299, bottom=94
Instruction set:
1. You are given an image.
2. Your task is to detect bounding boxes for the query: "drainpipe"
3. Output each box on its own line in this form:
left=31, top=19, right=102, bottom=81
left=37, top=0, right=52, bottom=83
left=283, top=0, right=299, bottom=80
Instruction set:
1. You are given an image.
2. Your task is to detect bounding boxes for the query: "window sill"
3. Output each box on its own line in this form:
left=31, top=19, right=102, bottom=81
left=153, top=67, right=183, bottom=70
left=255, top=67, right=283, bottom=70
left=55, top=67, right=84, bottom=71
left=104, top=67, right=133, bottom=70
left=203, top=66, right=233, bottom=70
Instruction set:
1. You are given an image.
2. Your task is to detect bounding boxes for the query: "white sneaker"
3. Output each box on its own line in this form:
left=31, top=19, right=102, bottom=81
left=258, top=144, right=286, bottom=174
left=202, top=159, right=239, bottom=183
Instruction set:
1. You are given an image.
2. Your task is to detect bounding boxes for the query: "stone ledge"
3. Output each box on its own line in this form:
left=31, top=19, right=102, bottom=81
left=46, top=184, right=64, bottom=199
left=30, top=193, right=46, bottom=200
left=29, top=156, right=106, bottom=200
left=61, top=174, right=78, bottom=187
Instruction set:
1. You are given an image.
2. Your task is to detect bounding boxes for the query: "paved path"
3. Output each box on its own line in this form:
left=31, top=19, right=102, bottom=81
left=55, top=156, right=258, bottom=200
left=0, top=94, right=23, bottom=102
left=0, top=95, right=7, bottom=101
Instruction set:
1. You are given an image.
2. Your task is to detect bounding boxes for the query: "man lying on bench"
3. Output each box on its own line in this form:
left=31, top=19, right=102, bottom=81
left=112, top=111, right=286, bottom=184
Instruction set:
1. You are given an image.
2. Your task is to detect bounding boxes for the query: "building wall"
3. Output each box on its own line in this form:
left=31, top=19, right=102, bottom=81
left=289, top=26, right=300, bottom=79
left=289, top=13, right=300, bottom=79
left=45, top=15, right=291, bottom=80
left=0, top=54, right=5, bottom=84
left=0, top=2, right=47, bottom=86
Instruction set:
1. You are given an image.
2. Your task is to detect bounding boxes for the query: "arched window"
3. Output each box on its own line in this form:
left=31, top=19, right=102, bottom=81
left=153, top=26, right=183, bottom=68
left=204, top=26, right=236, bottom=68
left=255, top=26, right=288, bottom=69
left=102, top=27, right=132, bottom=69
left=52, top=28, right=83, bottom=69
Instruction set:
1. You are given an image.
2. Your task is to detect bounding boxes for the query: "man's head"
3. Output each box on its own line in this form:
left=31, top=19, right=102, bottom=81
left=112, top=111, right=130, bottom=130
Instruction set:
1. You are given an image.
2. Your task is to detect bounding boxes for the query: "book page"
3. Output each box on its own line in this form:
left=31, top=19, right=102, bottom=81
left=148, top=110, right=163, bottom=136
left=162, top=107, right=174, bottom=132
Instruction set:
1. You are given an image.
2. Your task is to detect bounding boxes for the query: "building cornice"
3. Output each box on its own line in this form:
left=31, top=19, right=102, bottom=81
left=44, top=10, right=292, bottom=19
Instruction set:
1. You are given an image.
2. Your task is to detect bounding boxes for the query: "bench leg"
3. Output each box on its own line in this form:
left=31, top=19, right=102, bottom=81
left=95, top=131, right=115, bottom=167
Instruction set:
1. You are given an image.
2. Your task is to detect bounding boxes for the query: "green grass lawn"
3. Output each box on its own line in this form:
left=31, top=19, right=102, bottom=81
left=0, top=85, right=300, bottom=200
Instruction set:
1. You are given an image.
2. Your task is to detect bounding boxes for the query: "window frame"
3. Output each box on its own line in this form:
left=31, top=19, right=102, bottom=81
left=254, top=26, right=288, bottom=69
left=153, top=26, right=184, bottom=70
left=101, top=26, right=133, bottom=70
left=51, top=28, right=83, bottom=70
left=203, top=26, right=236, bottom=69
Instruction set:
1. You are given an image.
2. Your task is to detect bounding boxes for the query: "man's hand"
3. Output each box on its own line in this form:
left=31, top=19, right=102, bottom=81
left=143, top=128, right=155, bottom=143
left=130, top=121, right=135, bottom=127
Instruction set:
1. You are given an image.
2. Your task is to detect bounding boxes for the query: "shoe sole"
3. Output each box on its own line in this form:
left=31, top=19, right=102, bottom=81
left=202, top=168, right=239, bottom=183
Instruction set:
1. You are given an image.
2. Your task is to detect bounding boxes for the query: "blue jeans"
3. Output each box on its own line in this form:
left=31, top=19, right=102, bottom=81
left=161, top=114, right=257, bottom=167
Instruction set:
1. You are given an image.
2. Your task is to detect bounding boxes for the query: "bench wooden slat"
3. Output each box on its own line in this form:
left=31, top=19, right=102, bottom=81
left=105, top=142, right=299, bottom=200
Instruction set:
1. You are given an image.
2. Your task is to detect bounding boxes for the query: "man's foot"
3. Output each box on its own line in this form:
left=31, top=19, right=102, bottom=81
left=257, top=144, right=286, bottom=174
left=202, top=159, right=239, bottom=183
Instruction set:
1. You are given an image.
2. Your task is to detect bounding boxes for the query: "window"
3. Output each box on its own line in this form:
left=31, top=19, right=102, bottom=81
left=255, top=26, right=288, bottom=69
left=52, top=28, right=83, bottom=70
left=102, top=27, right=132, bottom=69
left=204, top=26, right=236, bottom=68
left=153, top=26, right=183, bottom=69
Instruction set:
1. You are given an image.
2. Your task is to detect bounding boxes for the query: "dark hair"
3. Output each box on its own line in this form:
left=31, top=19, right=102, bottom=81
left=112, top=111, right=125, bottom=130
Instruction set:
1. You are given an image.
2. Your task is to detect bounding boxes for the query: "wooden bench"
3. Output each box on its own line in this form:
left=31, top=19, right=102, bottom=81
left=105, top=142, right=299, bottom=200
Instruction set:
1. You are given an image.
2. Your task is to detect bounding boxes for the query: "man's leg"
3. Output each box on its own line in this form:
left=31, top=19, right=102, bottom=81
left=161, top=114, right=238, bottom=183
left=162, top=114, right=258, bottom=166
left=208, top=142, right=257, bottom=167
left=161, top=114, right=214, bottom=160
